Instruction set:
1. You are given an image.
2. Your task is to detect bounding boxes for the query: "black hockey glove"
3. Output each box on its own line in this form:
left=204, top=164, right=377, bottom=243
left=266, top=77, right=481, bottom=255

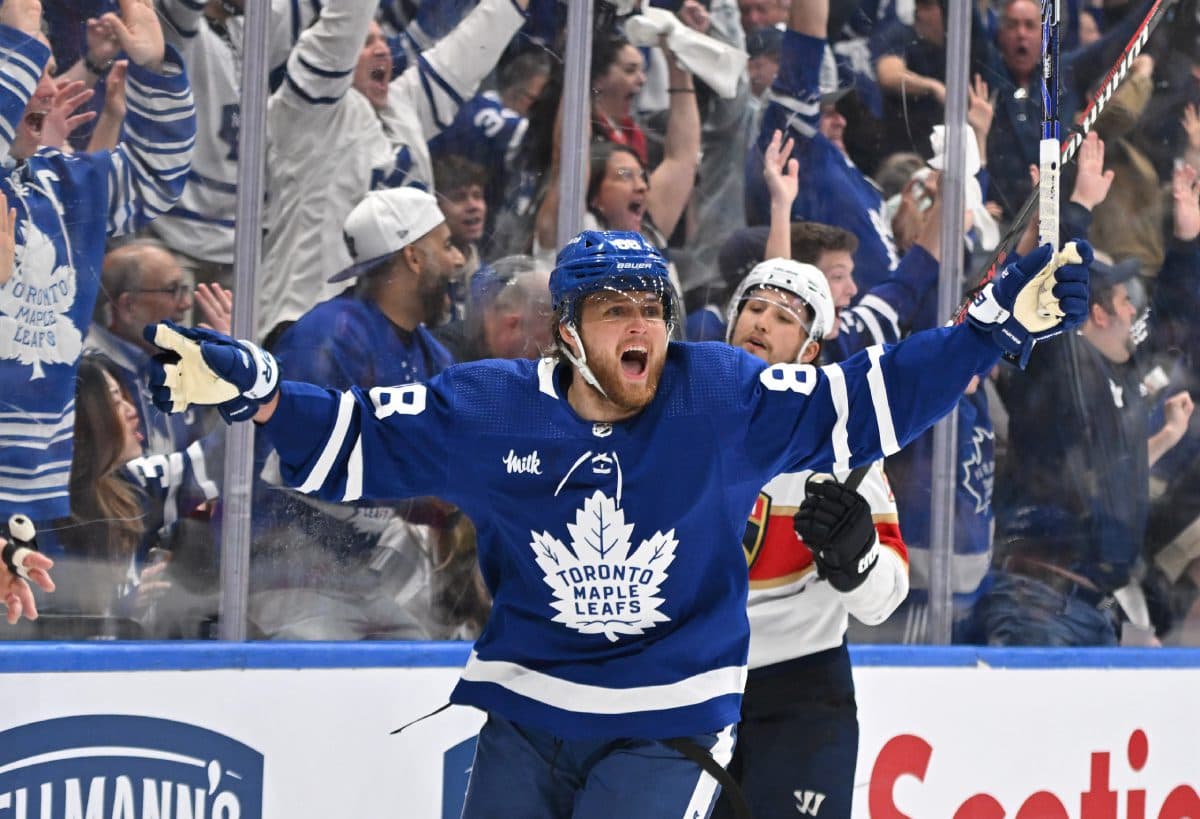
left=793, top=477, right=878, bottom=593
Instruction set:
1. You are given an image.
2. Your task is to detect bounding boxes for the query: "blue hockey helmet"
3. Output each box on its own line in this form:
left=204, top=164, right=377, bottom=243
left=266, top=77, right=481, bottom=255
left=549, top=230, right=675, bottom=326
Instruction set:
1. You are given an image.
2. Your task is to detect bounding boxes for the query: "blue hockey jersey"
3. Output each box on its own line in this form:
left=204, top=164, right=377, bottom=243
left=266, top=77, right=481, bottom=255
left=0, top=29, right=196, bottom=520
left=749, top=30, right=899, bottom=290
left=262, top=324, right=999, bottom=739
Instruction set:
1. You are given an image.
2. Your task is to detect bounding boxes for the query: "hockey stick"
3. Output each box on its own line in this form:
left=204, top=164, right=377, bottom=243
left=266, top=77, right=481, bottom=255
left=952, top=0, right=1176, bottom=323
left=1038, top=0, right=1062, bottom=253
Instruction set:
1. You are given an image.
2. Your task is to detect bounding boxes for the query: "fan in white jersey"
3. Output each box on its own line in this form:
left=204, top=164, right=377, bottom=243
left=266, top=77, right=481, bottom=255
left=718, top=256, right=909, bottom=819
left=256, top=0, right=529, bottom=343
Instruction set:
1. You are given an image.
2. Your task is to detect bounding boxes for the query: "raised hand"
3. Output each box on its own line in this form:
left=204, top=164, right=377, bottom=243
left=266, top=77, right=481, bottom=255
left=967, top=240, right=1093, bottom=367
left=1172, top=162, right=1200, bottom=242
left=1182, top=104, right=1200, bottom=152
left=41, top=79, right=96, bottom=149
left=763, top=129, right=798, bottom=211
left=966, top=74, right=994, bottom=143
left=101, top=0, right=165, bottom=72
left=85, top=15, right=122, bottom=68
left=194, top=282, right=234, bottom=335
left=0, top=0, right=43, bottom=37
left=1070, top=131, right=1114, bottom=211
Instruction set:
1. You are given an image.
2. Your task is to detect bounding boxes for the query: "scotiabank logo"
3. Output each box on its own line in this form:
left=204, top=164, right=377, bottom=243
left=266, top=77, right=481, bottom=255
left=0, top=715, right=263, bottom=817
left=870, top=730, right=1200, bottom=818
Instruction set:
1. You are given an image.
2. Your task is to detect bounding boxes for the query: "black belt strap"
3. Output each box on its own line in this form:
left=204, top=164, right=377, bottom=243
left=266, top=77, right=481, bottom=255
left=663, top=737, right=752, bottom=819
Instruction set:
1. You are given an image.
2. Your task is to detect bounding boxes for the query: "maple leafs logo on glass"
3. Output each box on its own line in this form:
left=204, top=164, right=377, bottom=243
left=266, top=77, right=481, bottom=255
left=0, top=219, right=80, bottom=378
left=531, top=490, right=678, bottom=642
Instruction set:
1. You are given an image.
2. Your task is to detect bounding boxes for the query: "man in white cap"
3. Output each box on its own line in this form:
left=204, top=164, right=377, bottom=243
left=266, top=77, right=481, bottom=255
left=246, top=187, right=466, bottom=641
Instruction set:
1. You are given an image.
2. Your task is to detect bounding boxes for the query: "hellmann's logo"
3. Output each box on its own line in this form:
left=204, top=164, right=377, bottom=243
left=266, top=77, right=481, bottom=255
left=0, top=715, right=263, bottom=818
left=503, top=449, right=542, bottom=475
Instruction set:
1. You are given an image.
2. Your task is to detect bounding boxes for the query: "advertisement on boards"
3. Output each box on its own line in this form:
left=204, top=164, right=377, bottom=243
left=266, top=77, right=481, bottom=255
left=0, top=658, right=1197, bottom=818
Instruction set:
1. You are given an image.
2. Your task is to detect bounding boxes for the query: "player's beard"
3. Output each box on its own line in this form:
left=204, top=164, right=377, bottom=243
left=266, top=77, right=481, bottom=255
left=582, top=340, right=666, bottom=412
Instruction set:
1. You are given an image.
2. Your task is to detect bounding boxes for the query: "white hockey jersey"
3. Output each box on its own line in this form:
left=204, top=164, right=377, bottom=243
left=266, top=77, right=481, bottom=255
left=153, top=0, right=319, bottom=264
left=255, top=0, right=526, bottom=337
left=743, top=462, right=909, bottom=669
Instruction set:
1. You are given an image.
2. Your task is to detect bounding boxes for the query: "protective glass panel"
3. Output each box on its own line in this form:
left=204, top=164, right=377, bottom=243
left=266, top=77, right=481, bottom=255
left=20, top=1, right=1200, bottom=650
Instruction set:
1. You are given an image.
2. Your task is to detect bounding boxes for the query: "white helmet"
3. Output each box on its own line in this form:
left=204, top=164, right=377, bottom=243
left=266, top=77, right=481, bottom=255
left=726, top=258, right=836, bottom=356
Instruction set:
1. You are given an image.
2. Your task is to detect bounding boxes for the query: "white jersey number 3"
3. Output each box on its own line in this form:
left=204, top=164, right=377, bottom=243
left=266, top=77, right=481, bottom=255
left=759, top=364, right=818, bottom=395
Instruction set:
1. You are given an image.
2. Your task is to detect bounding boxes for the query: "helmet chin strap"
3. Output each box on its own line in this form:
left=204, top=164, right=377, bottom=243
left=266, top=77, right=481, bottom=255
left=560, top=323, right=611, bottom=400
left=795, top=337, right=817, bottom=365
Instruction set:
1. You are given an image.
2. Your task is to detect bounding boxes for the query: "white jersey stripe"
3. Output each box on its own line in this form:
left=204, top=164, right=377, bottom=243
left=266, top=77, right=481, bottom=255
left=820, top=364, right=851, bottom=471
left=343, top=433, right=364, bottom=502
left=186, top=440, right=219, bottom=501
left=866, top=346, right=900, bottom=455
left=461, top=652, right=746, bottom=715
left=296, top=390, right=356, bottom=493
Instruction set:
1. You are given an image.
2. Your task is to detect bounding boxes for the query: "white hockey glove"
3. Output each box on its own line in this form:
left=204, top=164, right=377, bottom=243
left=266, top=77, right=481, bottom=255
left=144, top=321, right=280, bottom=423
left=966, top=240, right=1093, bottom=368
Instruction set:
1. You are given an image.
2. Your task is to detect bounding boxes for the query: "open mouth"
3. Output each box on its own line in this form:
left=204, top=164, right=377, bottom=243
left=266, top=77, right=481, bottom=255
left=370, top=66, right=387, bottom=83
left=24, top=111, right=45, bottom=133
left=620, top=347, right=648, bottom=378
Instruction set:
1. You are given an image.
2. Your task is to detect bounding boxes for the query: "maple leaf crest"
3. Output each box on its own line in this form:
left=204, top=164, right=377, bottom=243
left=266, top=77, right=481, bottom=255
left=531, top=489, right=678, bottom=642
left=0, top=218, right=80, bottom=379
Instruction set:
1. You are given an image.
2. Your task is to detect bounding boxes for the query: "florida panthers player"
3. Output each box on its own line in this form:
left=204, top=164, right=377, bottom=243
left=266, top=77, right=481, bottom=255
left=717, top=257, right=906, bottom=818
left=143, top=229, right=1090, bottom=818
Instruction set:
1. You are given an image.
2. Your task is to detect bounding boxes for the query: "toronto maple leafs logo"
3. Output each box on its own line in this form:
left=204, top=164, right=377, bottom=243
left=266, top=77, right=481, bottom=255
left=531, top=490, right=678, bottom=642
left=0, top=218, right=80, bottom=378
left=960, top=424, right=995, bottom=514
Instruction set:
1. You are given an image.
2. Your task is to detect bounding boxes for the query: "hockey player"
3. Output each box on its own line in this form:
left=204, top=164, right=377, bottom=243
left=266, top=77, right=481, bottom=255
left=717, top=257, right=906, bottom=818
left=143, top=229, right=1090, bottom=817
left=256, top=0, right=528, bottom=344
left=0, top=0, right=195, bottom=623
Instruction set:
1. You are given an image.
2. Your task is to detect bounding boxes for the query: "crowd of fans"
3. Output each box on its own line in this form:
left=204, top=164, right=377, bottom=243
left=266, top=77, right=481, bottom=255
left=3, top=0, right=1200, bottom=648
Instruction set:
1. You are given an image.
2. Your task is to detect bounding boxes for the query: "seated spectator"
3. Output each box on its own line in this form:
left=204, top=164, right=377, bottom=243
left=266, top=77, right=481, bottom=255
left=40, top=354, right=169, bottom=637
left=435, top=255, right=553, bottom=363
left=257, top=0, right=528, bottom=345
left=86, top=241, right=224, bottom=537
left=248, top=188, right=466, bottom=641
